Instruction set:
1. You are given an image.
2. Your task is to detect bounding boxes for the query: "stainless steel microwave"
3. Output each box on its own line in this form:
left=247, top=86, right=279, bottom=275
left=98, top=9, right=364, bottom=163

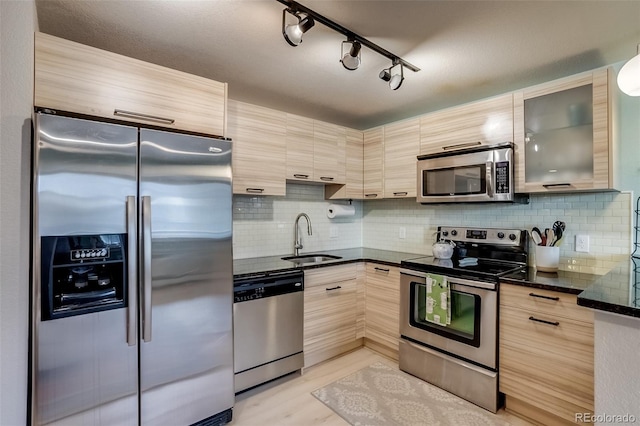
left=417, top=142, right=527, bottom=204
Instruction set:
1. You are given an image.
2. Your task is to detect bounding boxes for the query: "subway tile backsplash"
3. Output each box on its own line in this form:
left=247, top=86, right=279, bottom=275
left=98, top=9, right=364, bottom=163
left=233, top=185, right=632, bottom=275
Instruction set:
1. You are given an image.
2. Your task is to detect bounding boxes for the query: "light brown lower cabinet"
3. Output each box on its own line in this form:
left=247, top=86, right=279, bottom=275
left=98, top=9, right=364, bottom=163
left=499, top=283, right=594, bottom=425
left=303, top=264, right=361, bottom=368
left=364, top=263, right=400, bottom=360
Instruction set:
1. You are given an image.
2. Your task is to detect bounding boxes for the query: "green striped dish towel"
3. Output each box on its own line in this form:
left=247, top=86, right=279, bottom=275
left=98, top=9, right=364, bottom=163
left=425, top=273, right=451, bottom=326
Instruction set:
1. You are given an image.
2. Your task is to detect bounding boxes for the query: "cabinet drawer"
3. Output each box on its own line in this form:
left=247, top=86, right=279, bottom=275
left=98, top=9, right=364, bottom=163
left=305, top=264, right=357, bottom=287
left=500, top=305, right=594, bottom=417
left=34, top=32, right=226, bottom=136
left=500, top=283, right=593, bottom=323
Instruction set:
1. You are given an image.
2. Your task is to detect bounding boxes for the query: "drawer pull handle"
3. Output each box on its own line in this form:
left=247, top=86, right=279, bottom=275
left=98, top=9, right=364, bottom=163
left=374, top=267, right=390, bottom=273
left=528, top=292, right=560, bottom=301
left=393, top=192, right=408, bottom=197
left=114, top=109, right=175, bottom=124
left=245, top=188, right=265, bottom=193
left=529, top=316, right=559, bottom=326
left=320, top=176, right=334, bottom=181
left=542, top=183, right=572, bottom=188
left=365, top=194, right=378, bottom=198
left=293, top=174, right=309, bottom=179
left=326, top=286, right=342, bottom=291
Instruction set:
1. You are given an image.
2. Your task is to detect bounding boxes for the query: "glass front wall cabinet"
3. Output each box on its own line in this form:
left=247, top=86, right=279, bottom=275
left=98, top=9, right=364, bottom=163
left=514, top=67, right=614, bottom=193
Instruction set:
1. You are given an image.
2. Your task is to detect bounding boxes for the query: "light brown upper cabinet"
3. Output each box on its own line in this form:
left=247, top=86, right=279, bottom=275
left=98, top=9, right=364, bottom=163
left=313, top=121, right=346, bottom=185
left=34, top=32, right=227, bottom=136
left=420, top=94, right=514, bottom=155
left=383, top=118, right=420, bottom=198
left=286, top=113, right=315, bottom=182
left=326, top=128, right=364, bottom=200
left=227, top=100, right=286, bottom=196
left=363, top=127, right=384, bottom=199
left=514, top=68, right=614, bottom=193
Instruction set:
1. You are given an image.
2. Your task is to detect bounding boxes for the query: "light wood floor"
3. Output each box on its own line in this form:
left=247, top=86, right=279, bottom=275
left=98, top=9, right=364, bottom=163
left=231, top=347, right=533, bottom=425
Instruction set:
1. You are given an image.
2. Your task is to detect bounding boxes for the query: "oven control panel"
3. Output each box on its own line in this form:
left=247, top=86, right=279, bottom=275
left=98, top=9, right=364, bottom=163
left=438, top=226, right=524, bottom=246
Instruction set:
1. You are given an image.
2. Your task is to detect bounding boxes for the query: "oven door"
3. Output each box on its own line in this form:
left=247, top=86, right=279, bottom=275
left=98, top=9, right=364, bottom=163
left=400, top=269, right=497, bottom=369
left=416, top=144, right=514, bottom=204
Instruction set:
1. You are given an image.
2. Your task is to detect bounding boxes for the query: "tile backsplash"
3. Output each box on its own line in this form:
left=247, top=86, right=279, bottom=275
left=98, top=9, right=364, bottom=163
left=233, top=185, right=632, bottom=275
left=233, top=183, right=363, bottom=259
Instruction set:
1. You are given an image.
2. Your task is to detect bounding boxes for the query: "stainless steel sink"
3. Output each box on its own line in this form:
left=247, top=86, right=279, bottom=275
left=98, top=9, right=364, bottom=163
left=281, top=254, right=342, bottom=265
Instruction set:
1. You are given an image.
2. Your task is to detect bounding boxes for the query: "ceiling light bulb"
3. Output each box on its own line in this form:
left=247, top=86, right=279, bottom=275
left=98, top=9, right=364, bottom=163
left=341, top=41, right=361, bottom=71
left=282, top=10, right=314, bottom=47
left=617, top=44, right=640, bottom=96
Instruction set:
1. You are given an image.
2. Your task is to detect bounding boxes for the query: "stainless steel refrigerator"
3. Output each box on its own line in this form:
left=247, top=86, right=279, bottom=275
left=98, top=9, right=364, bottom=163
left=30, top=112, right=234, bottom=426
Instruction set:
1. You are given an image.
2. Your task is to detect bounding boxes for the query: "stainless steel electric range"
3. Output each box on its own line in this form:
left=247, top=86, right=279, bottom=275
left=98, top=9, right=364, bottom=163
left=399, top=226, right=528, bottom=413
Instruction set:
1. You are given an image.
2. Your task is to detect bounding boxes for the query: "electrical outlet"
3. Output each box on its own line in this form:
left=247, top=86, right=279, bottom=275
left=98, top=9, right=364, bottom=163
left=399, top=227, right=406, bottom=239
left=575, top=235, right=590, bottom=253
left=329, top=226, right=338, bottom=239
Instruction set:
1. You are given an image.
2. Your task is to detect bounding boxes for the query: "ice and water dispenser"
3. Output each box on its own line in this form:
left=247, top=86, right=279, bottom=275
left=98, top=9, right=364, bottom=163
left=40, top=234, right=127, bottom=320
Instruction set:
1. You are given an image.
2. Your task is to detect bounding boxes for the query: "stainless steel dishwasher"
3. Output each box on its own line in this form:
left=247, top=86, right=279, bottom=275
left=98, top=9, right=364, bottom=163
left=233, top=270, right=304, bottom=393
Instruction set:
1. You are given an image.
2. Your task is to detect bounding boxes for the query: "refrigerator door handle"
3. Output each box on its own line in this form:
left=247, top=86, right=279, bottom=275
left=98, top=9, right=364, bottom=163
left=142, top=195, right=153, bottom=342
left=126, top=196, right=138, bottom=346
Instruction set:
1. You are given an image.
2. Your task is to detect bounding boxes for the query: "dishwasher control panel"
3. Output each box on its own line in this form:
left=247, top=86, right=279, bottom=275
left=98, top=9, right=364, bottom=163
left=233, top=271, right=303, bottom=303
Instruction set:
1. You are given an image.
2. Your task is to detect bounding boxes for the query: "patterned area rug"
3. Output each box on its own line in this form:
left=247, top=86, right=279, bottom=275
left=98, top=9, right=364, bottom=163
left=312, top=362, right=512, bottom=426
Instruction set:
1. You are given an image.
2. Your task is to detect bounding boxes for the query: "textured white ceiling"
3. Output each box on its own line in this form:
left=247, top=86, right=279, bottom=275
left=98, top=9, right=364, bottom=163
left=35, top=0, right=640, bottom=130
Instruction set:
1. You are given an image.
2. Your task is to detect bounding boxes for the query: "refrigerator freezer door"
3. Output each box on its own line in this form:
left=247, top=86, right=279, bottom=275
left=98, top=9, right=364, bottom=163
left=138, top=129, right=234, bottom=425
left=33, top=114, right=139, bottom=425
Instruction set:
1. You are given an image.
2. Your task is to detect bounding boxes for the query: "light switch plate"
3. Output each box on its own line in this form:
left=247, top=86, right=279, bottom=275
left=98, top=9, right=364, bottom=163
left=330, top=226, right=338, bottom=239
left=575, top=235, right=589, bottom=252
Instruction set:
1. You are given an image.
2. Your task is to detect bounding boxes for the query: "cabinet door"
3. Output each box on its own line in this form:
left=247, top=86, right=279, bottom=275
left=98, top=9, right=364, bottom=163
left=304, top=265, right=359, bottom=367
left=383, top=118, right=420, bottom=198
left=499, top=284, right=594, bottom=424
left=363, top=127, right=384, bottom=199
left=286, top=114, right=314, bottom=182
left=34, top=32, right=227, bottom=136
left=326, top=128, right=364, bottom=200
left=514, top=68, right=611, bottom=193
left=364, top=264, right=400, bottom=360
left=419, top=94, right=513, bottom=155
left=227, top=100, right=286, bottom=196
left=313, top=121, right=346, bottom=184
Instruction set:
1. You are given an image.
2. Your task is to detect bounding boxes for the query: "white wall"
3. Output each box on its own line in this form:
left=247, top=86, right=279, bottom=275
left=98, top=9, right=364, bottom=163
left=594, top=312, right=640, bottom=424
left=0, top=1, right=37, bottom=424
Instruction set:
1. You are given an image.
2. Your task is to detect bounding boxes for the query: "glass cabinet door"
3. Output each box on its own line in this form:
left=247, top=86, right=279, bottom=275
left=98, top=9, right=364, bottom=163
left=514, top=68, right=611, bottom=193
left=524, top=84, right=594, bottom=184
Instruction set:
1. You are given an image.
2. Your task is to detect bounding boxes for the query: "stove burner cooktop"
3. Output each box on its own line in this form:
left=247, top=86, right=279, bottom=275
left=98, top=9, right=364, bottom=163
left=401, top=226, right=529, bottom=281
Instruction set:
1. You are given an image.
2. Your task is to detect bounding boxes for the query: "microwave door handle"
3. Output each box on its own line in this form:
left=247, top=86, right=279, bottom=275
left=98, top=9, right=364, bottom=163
left=486, top=161, right=493, bottom=198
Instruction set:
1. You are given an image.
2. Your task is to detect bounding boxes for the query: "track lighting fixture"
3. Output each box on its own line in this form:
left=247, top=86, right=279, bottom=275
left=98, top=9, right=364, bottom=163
left=341, top=40, right=361, bottom=71
left=379, top=61, right=404, bottom=90
left=617, top=43, right=640, bottom=96
left=282, top=8, right=315, bottom=46
left=276, top=0, right=419, bottom=89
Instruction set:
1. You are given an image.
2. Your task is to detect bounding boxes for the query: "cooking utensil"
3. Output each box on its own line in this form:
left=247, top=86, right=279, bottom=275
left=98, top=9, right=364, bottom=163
left=545, top=228, right=555, bottom=246
left=552, top=226, right=563, bottom=246
left=531, top=227, right=543, bottom=245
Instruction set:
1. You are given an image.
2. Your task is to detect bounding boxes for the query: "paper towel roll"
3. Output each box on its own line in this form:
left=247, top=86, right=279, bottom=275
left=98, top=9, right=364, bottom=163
left=327, top=204, right=355, bottom=219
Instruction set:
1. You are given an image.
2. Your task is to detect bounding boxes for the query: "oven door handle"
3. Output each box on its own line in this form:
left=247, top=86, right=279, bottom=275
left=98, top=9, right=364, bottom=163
left=400, top=269, right=496, bottom=290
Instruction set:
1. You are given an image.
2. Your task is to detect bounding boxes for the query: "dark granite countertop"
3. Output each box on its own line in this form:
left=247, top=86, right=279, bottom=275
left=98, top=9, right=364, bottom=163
left=500, top=267, right=601, bottom=295
left=501, top=258, right=640, bottom=318
left=233, top=247, right=424, bottom=278
left=576, top=258, right=640, bottom=318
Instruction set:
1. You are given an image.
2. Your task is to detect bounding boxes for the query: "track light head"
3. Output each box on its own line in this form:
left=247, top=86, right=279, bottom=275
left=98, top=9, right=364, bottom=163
left=282, top=9, right=315, bottom=46
left=341, top=40, right=362, bottom=70
left=379, top=67, right=391, bottom=82
left=379, top=61, right=404, bottom=90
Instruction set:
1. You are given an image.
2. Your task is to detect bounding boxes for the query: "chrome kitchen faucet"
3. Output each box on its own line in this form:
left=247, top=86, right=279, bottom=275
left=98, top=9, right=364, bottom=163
left=293, top=213, right=312, bottom=256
